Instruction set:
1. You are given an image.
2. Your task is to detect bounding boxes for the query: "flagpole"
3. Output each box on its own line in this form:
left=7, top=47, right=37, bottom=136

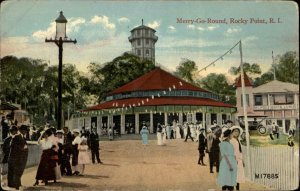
left=239, top=40, right=251, bottom=180
left=272, top=51, right=276, bottom=80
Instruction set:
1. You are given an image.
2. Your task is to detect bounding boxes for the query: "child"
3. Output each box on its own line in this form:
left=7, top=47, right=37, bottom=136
left=77, top=137, right=91, bottom=175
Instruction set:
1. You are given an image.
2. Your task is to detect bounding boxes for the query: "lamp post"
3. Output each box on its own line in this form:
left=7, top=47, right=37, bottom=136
left=45, top=11, right=77, bottom=129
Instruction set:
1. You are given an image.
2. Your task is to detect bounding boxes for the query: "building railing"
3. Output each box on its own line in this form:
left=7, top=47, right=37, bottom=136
left=0, top=141, right=41, bottom=174
left=253, top=104, right=297, bottom=110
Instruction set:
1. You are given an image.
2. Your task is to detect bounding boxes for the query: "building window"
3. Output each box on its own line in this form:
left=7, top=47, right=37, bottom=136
left=146, top=39, right=149, bottom=45
left=145, top=30, right=149, bottom=36
left=277, top=119, right=283, bottom=127
left=241, top=94, right=250, bottom=107
left=137, top=49, right=141, bottom=56
left=137, top=30, right=140, bottom=36
left=137, top=39, right=141, bottom=46
left=286, top=94, right=294, bottom=104
left=273, top=94, right=294, bottom=105
left=254, top=95, right=263, bottom=105
left=145, top=49, right=150, bottom=56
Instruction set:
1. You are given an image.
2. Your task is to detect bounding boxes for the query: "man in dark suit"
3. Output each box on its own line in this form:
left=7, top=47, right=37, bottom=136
left=197, top=128, right=206, bottom=165
left=7, top=125, right=29, bottom=190
left=89, top=128, right=103, bottom=164
left=61, top=126, right=74, bottom=176
left=1, top=126, right=18, bottom=164
left=184, top=124, right=194, bottom=142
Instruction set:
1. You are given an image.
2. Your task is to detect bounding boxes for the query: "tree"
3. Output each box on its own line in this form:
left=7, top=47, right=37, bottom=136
left=253, top=51, right=299, bottom=86
left=276, top=51, right=299, bottom=84
left=89, top=52, right=155, bottom=101
left=174, top=58, right=198, bottom=84
left=229, top=63, right=262, bottom=76
left=199, top=73, right=236, bottom=105
left=0, top=56, right=89, bottom=126
left=253, top=72, right=274, bottom=87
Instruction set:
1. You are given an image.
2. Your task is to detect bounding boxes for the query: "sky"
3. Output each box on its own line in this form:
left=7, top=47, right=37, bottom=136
left=0, top=0, right=298, bottom=81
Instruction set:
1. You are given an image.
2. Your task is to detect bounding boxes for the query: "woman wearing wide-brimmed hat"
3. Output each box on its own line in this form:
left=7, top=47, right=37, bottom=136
left=230, top=126, right=245, bottom=190
left=217, top=129, right=237, bottom=191
left=34, top=128, right=58, bottom=186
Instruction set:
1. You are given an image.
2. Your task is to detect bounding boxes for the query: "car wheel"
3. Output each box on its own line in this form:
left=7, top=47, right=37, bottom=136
left=258, top=126, right=266, bottom=134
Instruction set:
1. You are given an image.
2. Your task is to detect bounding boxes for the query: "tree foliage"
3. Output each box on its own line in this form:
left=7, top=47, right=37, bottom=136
left=253, top=51, right=299, bottom=86
left=0, top=56, right=87, bottom=126
left=174, top=58, right=198, bottom=84
left=276, top=51, right=299, bottom=84
left=89, top=52, right=155, bottom=101
left=199, top=73, right=236, bottom=105
left=229, top=63, right=262, bottom=76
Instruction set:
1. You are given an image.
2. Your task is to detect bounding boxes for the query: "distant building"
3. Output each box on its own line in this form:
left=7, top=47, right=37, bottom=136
left=128, top=20, right=158, bottom=63
left=235, top=73, right=299, bottom=134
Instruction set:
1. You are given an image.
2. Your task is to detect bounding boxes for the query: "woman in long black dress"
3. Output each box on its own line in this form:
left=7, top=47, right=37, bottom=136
left=34, top=129, right=59, bottom=186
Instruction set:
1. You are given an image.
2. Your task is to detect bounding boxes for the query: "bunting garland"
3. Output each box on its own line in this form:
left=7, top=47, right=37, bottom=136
left=197, top=40, right=240, bottom=74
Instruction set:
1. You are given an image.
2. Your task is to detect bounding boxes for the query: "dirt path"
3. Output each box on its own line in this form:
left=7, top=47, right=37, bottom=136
left=4, top=138, right=271, bottom=191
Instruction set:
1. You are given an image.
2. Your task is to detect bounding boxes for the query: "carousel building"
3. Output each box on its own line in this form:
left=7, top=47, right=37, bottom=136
left=72, top=67, right=236, bottom=135
left=69, top=22, right=235, bottom=134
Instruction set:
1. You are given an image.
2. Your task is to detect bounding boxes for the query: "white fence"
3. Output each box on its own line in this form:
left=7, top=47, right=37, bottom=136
left=242, top=145, right=299, bottom=190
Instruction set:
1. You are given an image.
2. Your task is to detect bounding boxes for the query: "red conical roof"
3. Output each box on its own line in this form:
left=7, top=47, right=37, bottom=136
left=108, top=67, right=208, bottom=95
left=235, top=72, right=252, bottom=87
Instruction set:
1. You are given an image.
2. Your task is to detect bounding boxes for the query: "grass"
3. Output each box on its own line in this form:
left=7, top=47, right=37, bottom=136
left=241, top=130, right=299, bottom=147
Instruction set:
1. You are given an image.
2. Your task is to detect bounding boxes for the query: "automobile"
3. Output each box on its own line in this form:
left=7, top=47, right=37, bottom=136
left=237, top=115, right=269, bottom=135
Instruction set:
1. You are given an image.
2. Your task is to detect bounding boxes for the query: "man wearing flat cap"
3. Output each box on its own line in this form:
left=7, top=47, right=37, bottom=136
left=7, top=125, right=29, bottom=190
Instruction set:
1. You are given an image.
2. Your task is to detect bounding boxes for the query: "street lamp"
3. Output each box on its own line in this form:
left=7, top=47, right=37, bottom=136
left=45, top=11, right=77, bottom=129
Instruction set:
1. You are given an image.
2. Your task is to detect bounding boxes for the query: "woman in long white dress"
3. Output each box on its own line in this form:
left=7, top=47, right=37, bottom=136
left=72, top=129, right=82, bottom=175
left=230, top=126, right=245, bottom=190
left=156, top=123, right=163, bottom=145
left=176, top=124, right=181, bottom=139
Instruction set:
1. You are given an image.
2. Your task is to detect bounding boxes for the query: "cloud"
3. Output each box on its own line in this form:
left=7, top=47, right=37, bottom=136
left=32, top=17, right=86, bottom=40
left=225, top=27, right=242, bottom=36
left=187, top=25, right=195, bottom=30
left=197, top=25, right=219, bottom=31
left=67, top=17, right=86, bottom=33
left=118, top=17, right=130, bottom=23
left=89, top=15, right=115, bottom=30
left=168, top=25, right=176, bottom=32
left=207, top=25, right=219, bottom=31
left=197, top=27, right=205, bottom=31
left=147, top=21, right=160, bottom=29
left=32, top=22, right=56, bottom=40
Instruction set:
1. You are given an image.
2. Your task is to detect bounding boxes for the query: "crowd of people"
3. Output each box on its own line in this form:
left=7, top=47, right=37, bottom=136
left=0, top=116, right=297, bottom=190
left=1, top=122, right=103, bottom=190
left=140, top=119, right=245, bottom=191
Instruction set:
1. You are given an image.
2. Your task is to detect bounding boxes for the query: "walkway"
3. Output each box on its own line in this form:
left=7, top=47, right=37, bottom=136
left=4, top=136, right=271, bottom=191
